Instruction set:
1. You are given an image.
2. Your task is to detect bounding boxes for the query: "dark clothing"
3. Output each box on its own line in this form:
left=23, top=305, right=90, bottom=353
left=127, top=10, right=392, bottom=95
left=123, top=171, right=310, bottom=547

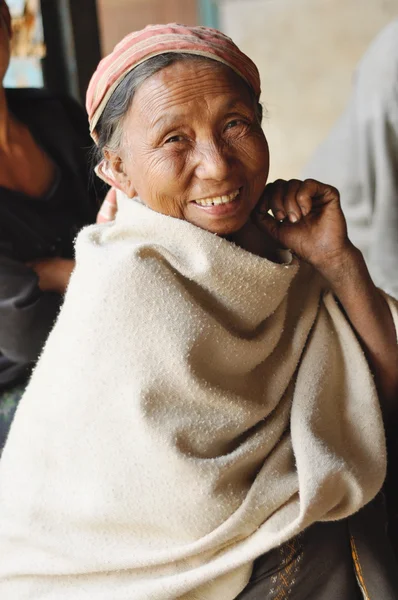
left=0, top=382, right=24, bottom=452
left=0, top=88, right=100, bottom=392
left=237, top=492, right=398, bottom=599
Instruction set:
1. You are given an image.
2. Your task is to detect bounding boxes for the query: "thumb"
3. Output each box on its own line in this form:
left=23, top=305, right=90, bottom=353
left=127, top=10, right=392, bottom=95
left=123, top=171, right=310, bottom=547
left=252, top=210, right=282, bottom=244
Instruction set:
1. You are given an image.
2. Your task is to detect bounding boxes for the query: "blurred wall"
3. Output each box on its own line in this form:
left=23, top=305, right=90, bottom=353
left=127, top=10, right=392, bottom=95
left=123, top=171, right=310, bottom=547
left=97, top=0, right=198, bottom=56
left=4, top=0, right=44, bottom=87
left=219, top=0, right=398, bottom=181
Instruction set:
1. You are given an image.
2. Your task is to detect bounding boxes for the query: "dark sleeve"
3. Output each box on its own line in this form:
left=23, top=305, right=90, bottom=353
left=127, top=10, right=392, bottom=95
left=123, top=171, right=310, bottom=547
left=0, top=256, right=62, bottom=364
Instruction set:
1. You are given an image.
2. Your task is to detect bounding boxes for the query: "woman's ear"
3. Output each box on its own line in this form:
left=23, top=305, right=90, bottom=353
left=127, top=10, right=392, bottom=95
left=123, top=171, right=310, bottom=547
left=103, top=149, right=137, bottom=198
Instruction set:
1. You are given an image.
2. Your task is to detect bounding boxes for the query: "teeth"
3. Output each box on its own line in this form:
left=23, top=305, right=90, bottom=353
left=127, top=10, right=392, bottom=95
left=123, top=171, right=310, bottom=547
left=195, top=189, right=240, bottom=207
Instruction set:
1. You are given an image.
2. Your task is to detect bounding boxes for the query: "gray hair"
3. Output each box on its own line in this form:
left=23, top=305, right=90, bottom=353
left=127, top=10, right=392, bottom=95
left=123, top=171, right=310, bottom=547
left=93, top=52, right=263, bottom=165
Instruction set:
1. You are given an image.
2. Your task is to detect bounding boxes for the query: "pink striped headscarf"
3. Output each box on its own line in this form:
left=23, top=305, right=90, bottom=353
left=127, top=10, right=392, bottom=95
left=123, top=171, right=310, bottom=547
left=86, top=23, right=261, bottom=143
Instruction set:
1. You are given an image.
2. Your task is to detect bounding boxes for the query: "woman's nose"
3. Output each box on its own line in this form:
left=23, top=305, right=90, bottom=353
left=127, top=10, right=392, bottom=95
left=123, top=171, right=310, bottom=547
left=195, top=142, right=230, bottom=181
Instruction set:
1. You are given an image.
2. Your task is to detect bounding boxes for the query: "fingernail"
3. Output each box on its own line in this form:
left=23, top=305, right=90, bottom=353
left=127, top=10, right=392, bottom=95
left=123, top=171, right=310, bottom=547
left=299, top=205, right=309, bottom=216
left=288, top=212, right=298, bottom=223
left=275, top=211, right=286, bottom=221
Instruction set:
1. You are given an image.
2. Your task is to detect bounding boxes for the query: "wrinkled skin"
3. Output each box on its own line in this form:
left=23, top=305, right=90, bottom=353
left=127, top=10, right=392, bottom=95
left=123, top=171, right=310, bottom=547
left=107, top=60, right=270, bottom=237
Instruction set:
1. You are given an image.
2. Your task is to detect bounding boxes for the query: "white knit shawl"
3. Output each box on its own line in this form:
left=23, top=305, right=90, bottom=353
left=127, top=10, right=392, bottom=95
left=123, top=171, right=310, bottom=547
left=0, top=197, right=394, bottom=600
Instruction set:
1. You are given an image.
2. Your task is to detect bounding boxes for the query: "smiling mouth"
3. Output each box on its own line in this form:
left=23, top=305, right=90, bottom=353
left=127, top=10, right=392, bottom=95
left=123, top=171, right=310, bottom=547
left=193, top=189, right=241, bottom=207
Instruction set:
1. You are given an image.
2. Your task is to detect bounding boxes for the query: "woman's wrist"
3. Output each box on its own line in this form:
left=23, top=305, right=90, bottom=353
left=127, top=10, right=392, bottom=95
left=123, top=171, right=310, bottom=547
left=311, top=242, right=366, bottom=292
left=314, top=244, right=386, bottom=321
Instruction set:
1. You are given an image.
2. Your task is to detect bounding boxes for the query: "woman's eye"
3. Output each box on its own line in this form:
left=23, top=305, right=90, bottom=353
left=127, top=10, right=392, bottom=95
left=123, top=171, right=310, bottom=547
left=225, top=120, right=245, bottom=130
left=165, top=135, right=184, bottom=144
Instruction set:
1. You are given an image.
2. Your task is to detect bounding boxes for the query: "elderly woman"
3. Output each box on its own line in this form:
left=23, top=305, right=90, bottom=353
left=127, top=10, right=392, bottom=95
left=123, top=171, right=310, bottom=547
left=0, top=24, right=397, bottom=600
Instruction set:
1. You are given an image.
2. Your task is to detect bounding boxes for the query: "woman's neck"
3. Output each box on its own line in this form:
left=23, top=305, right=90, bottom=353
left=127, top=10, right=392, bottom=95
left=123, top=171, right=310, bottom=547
left=0, top=86, right=57, bottom=197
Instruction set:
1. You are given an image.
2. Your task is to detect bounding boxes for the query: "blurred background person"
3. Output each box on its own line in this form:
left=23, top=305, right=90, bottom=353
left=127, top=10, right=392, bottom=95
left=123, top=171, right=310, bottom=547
left=302, top=19, right=398, bottom=298
left=0, top=0, right=100, bottom=449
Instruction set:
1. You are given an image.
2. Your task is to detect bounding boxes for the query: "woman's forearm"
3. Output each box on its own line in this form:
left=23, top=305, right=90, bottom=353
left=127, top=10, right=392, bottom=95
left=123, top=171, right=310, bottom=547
left=318, top=243, right=398, bottom=420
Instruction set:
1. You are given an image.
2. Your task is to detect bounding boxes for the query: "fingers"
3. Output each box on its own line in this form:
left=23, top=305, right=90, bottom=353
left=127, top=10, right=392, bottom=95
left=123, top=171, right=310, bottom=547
left=97, top=188, right=118, bottom=224
left=297, top=179, right=340, bottom=215
left=271, top=179, right=310, bottom=223
left=259, top=179, right=339, bottom=224
left=262, top=181, right=287, bottom=222
left=295, top=181, right=313, bottom=218
left=253, top=209, right=281, bottom=242
left=278, top=179, right=303, bottom=222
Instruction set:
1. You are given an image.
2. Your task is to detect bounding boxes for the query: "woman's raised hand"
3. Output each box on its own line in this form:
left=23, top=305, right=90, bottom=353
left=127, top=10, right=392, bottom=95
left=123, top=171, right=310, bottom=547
left=253, top=178, right=398, bottom=411
left=253, top=178, right=352, bottom=273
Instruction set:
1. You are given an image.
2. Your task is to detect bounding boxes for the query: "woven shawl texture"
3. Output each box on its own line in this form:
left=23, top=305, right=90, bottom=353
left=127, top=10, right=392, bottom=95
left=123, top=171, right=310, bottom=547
left=0, top=197, right=394, bottom=600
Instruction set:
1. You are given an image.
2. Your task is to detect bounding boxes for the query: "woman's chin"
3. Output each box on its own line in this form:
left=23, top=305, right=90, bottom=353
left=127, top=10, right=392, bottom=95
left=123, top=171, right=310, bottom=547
left=187, top=208, right=252, bottom=236
left=196, top=217, right=250, bottom=237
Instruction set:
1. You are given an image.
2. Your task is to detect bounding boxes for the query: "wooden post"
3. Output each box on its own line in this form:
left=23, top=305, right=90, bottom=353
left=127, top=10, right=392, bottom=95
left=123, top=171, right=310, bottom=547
left=40, top=0, right=101, bottom=103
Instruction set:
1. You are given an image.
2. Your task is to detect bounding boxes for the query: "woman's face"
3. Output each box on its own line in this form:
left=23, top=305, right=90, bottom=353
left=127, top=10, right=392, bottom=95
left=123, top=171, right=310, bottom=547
left=0, top=2, right=11, bottom=81
left=113, top=59, right=269, bottom=235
